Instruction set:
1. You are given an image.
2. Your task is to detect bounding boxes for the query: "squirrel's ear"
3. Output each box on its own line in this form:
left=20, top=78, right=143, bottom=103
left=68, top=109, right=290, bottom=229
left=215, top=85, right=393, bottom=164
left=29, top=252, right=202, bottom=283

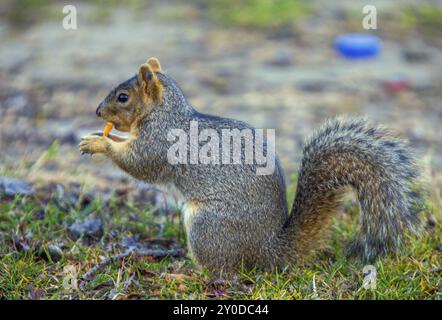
left=137, top=63, right=163, bottom=103
left=146, top=57, right=162, bottom=73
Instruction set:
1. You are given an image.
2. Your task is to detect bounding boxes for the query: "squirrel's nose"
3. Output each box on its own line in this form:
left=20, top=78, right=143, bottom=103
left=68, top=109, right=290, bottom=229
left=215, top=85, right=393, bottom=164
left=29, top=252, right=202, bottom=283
left=96, top=106, right=102, bottom=117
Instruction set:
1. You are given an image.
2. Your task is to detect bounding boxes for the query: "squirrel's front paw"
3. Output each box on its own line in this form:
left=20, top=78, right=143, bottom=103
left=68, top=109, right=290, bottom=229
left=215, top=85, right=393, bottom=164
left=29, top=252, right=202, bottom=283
left=79, top=134, right=109, bottom=155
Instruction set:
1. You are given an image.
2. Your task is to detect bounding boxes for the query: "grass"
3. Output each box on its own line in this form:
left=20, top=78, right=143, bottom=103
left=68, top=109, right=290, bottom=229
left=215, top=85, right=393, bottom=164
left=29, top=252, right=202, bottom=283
left=0, top=0, right=148, bottom=27
left=399, top=4, right=442, bottom=41
left=208, top=0, right=311, bottom=29
left=0, top=181, right=440, bottom=300
left=1, top=0, right=51, bottom=27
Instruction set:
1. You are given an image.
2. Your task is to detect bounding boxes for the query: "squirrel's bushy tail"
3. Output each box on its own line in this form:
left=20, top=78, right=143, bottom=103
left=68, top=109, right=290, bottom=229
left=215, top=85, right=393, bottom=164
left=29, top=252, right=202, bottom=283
left=284, top=117, right=421, bottom=261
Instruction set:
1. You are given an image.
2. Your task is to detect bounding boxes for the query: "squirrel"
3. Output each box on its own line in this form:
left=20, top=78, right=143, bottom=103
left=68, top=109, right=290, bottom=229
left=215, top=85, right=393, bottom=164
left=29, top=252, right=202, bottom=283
left=79, top=57, right=422, bottom=273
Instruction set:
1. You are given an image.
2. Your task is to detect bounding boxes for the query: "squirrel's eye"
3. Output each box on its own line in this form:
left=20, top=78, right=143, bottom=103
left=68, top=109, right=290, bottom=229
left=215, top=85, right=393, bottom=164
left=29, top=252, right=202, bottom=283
left=117, top=93, right=129, bottom=103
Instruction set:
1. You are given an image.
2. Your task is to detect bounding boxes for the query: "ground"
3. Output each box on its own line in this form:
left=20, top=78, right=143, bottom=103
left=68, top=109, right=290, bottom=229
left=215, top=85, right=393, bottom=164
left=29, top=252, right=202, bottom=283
left=0, top=187, right=440, bottom=299
left=0, top=0, right=441, bottom=299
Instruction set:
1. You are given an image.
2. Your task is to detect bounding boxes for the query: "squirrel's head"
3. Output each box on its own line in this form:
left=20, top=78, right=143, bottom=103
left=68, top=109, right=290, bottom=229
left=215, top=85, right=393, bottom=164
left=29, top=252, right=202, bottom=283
left=96, top=57, right=164, bottom=132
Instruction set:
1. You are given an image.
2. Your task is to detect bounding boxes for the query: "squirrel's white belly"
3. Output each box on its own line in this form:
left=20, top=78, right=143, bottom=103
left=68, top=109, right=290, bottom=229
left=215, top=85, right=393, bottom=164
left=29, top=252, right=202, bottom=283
left=182, top=201, right=200, bottom=234
left=155, top=182, right=199, bottom=234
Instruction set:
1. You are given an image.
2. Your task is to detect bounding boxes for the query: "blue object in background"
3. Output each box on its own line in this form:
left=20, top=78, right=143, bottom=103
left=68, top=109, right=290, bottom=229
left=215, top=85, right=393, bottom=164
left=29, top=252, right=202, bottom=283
left=334, top=33, right=382, bottom=59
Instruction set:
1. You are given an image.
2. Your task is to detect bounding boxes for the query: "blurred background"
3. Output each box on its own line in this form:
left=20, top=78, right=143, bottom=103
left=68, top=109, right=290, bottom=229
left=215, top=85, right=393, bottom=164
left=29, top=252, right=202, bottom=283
left=0, top=0, right=441, bottom=207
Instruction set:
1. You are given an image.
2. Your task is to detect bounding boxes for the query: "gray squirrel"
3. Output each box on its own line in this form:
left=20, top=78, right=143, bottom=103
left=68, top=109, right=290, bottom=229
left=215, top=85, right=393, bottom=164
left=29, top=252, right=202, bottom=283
left=79, top=58, right=421, bottom=273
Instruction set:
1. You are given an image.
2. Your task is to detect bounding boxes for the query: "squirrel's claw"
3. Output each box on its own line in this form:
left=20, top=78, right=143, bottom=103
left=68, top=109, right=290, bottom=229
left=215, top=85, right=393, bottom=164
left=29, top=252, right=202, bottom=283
left=79, top=134, right=109, bottom=155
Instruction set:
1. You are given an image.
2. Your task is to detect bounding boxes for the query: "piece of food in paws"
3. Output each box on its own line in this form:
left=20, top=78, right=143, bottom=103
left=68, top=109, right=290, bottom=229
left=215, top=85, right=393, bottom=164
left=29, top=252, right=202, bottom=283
left=103, top=122, right=113, bottom=137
